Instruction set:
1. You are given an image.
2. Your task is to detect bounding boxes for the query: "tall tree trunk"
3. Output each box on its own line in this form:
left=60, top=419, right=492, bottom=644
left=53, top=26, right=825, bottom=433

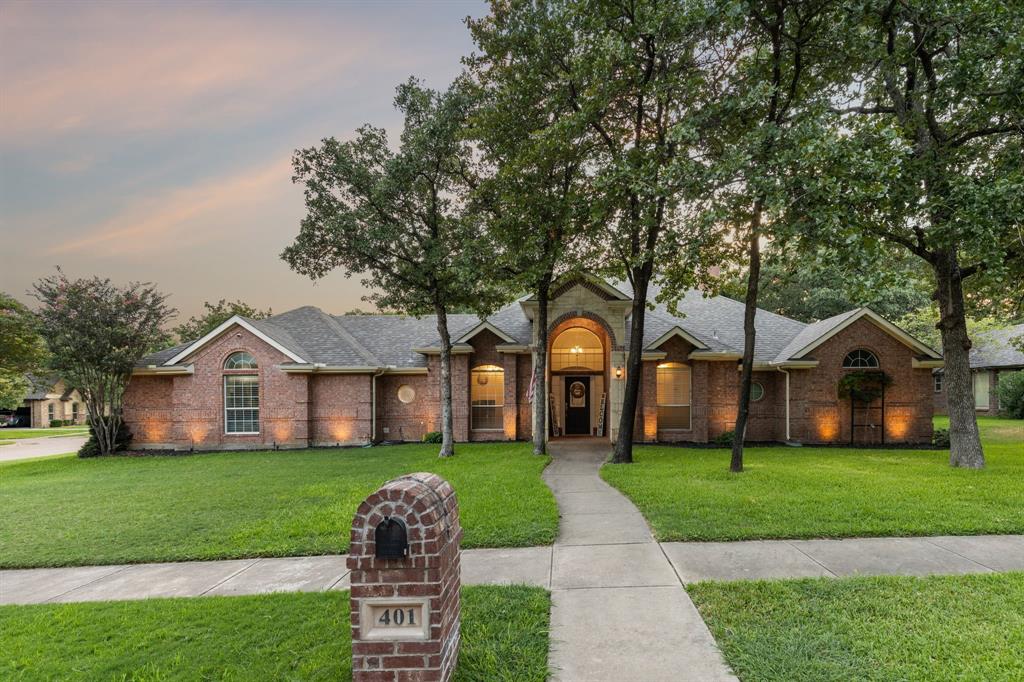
left=612, top=268, right=652, bottom=464
left=532, top=279, right=551, bottom=456
left=732, top=210, right=763, bottom=473
left=933, top=250, right=984, bottom=468
left=434, top=304, right=455, bottom=458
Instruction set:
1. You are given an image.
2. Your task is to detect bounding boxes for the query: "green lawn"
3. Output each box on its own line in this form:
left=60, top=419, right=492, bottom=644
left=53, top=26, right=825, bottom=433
left=601, top=417, right=1024, bottom=541
left=0, top=585, right=550, bottom=681
left=0, top=426, right=88, bottom=440
left=689, top=572, right=1024, bottom=681
left=0, top=443, right=557, bottom=568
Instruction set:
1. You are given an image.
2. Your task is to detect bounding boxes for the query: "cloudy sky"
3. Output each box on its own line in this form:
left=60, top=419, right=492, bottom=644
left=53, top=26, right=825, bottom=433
left=0, top=0, right=485, bottom=320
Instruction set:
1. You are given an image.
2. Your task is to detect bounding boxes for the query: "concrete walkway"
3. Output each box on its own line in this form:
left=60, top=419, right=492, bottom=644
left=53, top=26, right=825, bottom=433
left=543, top=437, right=737, bottom=682
left=0, top=435, right=86, bottom=462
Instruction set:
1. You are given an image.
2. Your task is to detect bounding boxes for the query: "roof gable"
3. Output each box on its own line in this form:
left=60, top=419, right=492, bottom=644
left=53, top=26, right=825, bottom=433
left=780, top=308, right=941, bottom=361
left=164, top=315, right=307, bottom=366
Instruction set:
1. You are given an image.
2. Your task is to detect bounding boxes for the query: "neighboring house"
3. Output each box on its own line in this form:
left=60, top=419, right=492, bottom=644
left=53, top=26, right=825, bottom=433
left=123, top=275, right=942, bottom=451
left=20, top=374, right=87, bottom=427
left=933, top=324, right=1024, bottom=416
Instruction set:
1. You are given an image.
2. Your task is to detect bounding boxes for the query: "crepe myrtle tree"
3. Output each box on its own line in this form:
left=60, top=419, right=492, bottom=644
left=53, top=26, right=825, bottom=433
left=283, top=78, right=498, bottom=458
left=792, top=0, right=1024, bottom=468
left=466, top=1, right=598, bottom=456
left=32, top=270, right=175, bottom=455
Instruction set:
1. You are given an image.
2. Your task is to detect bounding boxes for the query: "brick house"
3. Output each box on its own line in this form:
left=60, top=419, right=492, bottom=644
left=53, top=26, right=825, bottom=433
left=123, top=275, right=942, bottom=450
left=933, top=323, right=1024, bottom=416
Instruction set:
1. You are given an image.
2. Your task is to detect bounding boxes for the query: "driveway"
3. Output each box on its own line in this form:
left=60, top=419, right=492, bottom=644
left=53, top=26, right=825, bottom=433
left=0, top=436, right=86, bottom=463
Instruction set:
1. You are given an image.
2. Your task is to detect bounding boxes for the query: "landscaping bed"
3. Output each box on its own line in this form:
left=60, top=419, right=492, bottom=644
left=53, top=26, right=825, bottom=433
left=0, top=443, right=557, bottom=568
left=689, top=572, right=1024, bottom=681
left=0, top=585, right=550, bottom=681
left=601, top=417, right=1023, bottom=542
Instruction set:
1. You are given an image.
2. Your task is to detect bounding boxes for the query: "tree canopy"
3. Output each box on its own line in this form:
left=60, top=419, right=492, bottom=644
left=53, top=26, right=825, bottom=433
left=174, top=299, right=272, bottom=343
left=0, top=293, right=49, bottom=410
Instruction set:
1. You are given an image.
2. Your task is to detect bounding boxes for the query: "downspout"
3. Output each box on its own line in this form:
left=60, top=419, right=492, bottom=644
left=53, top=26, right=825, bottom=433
left=777, top=367, right=791, bottom=443
left=370, top=368, right=385, bottom=444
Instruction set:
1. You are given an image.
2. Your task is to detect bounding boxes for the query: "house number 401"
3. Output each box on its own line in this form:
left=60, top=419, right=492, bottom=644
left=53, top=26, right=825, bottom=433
left=378, top=608, right=417, bottom=626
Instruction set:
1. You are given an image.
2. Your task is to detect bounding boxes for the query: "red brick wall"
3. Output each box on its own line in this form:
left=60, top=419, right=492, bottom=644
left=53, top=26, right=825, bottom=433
left=309, top=374, right=372, bottom=446
left=789, top=317, right=933, bottom=444
left=125, top=325, right=312, bottom=450
left=516, top=356, right=534, bottom=440
left=378, top=374, right=434, bottom=442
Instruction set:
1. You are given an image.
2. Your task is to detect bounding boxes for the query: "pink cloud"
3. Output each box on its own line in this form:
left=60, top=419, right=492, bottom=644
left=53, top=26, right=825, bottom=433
left=0, top=4, right=373, bottom=141
left=48, top=155, right=298, bottom=256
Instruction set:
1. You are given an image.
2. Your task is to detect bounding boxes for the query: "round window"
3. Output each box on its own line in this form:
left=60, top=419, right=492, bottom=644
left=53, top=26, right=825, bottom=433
left=397, top=385, right=416, bottom=404
left=750, top=382, right=765, bottom=402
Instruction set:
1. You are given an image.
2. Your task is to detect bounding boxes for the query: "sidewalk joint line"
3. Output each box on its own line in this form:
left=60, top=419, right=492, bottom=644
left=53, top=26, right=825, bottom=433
left=42, top=564, right=134, bottom=604
left=784, top=540, right=838, bottom=577
left=921, top=538, right=997, bottom=572
left=199, top=559, right=261, bottom=596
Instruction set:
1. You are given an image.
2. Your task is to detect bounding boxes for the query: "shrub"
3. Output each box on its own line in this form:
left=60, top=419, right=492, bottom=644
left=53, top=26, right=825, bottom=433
left=997, top=371, right=1024, bottom=419
left=713, top=430, right=734, bottom=447
left=78, top=421, right=132, bottom=458
left=422, top=431, right=443, bottom=444
left=932, top=428, right=950, bottom=448
left=49, top=419, right=63, bottom=428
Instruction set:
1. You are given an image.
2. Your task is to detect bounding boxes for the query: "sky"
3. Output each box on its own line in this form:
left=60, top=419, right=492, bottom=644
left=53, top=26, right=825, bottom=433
left=0, top=0, right=486, bottom=321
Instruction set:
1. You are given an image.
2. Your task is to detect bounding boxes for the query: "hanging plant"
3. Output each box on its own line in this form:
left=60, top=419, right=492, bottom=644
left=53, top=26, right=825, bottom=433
left=837, top=370, right=892, bottom=402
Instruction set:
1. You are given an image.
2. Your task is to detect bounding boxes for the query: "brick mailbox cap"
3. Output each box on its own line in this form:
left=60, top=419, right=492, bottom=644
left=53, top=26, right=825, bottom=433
left=348, top=472, right=462, bottom=569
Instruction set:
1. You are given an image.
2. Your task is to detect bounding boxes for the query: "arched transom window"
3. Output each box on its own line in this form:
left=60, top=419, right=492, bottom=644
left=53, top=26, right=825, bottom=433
left=657, top=362, right=691, bottom=430
left=842, top=349, right=879, bottom=369
left=552, top=327, right=603, bottom=371
left=224, top=351, right=258, bottom=370
left=471, top=365, right=504, bottom=431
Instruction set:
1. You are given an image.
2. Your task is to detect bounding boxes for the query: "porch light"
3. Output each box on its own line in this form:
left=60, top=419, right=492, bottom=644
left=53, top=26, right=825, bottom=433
left=614, top=366, right=624, bottom=379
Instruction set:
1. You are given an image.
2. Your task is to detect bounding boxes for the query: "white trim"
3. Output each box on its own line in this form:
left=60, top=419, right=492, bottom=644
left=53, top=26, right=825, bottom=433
left=912, top=358, right=945, bottom=369
left=647, top=326, right=710, bottom=351
left=133, top=364, right=195, bottom=376
left=223, top=375, right=259, bottom=435
left=641, top=351, right=668, bottom=360
left=412, top=344, right=474, bottom=355
left=496, top=344, right=530, bottom=353
left=689, top=351, right=742, bottom=361
left=457, top=321, right=517, bottom=344
left=790, top=308, right=941, bottom=360
left=165, top=316, right=306, bottom=366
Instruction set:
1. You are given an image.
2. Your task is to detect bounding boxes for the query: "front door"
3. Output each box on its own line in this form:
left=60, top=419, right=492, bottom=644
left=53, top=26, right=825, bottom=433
left=564, top=376, right=591, bottom=435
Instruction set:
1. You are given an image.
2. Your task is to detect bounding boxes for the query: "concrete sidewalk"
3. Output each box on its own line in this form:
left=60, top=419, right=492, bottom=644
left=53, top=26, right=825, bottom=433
left=0, top=435, right=86, bottom=462
left=6, top=535, right=1020, bottom=606
left=543, top=438, right=736, bottom=682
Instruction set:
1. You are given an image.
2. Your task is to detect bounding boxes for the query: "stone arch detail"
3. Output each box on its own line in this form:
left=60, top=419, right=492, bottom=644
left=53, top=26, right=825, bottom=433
left=547, top=310, right=619, bottom=350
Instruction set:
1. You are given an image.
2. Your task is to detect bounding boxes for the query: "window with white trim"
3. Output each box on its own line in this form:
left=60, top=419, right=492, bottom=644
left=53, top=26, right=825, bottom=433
left=657, top=362, right=691, bottom=429
left=934, top=373, right=943, bottom=393
left=842, top=349, right=879, bottom=368
left=225, top=351, right=258, bottom=370
left=72, top=402, right=79, bottom=421
left=471, top=365, right=504, bottom=430
left=47, top=403, right=55, bottom=422
left=225, top=376, right=259, bottom=434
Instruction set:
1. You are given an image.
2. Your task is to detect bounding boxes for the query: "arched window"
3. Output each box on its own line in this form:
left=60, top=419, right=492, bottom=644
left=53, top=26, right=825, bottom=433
left=471, top=365, right=504, bottom=431
left=656, top=362, right=691, bottom=430
left=224, top=352, right=258, bottom=434
left=552, top=327, right=603, bottom=371
left=750, top=382, right=765, bottom=402
left=224, top=351, right=257, bottom=370
left=842, top=349, right=879, bottom=369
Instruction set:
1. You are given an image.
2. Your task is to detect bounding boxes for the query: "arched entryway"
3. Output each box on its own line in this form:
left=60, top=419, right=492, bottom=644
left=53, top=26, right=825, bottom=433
left=549, top=323, right=609, bottom=437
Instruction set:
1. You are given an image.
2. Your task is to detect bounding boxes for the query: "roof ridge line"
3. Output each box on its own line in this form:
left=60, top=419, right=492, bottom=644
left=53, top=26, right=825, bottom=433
left=318, top=310, right=382, bottom=366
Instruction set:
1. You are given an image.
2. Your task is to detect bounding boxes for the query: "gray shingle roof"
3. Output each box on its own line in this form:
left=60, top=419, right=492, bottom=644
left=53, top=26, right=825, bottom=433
left=139, top=277, right=900, bottom=370
left=970, top=324, right=1024, bottom=369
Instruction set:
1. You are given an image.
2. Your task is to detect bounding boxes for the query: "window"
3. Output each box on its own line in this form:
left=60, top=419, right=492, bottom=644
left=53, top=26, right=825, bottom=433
left=656, top=362, right=691, bottom=430
left=551, top=327, right=603, bottom=372
left=934, top=373, right=943, bottom=393
left=224, top=351, right=258, bottom=370
left=471, top=365, right=504, bottom=430
left=397, top=385, right=416, bottom=404
left=750, top=382, right=765, bottom=402
left=47, top=403, right=55, bottom=421
left=974, top=372, right=990, bottom=410
left=842, top=349, right=879, bottom=369
left=225, top=376, right=259, bottom=434
left=72, top=403, right=79, bottom=421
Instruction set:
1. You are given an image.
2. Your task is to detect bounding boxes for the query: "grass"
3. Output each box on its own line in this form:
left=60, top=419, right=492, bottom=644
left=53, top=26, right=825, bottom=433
left=0, top=585, right=551, bottom=681
left=0, top=426, right=88, bottom=440
left=0, top=443, right=557, bottom=568
left=689, top=572, right=1024, bottom=681
left=601, top=416, right=1024, bottom=541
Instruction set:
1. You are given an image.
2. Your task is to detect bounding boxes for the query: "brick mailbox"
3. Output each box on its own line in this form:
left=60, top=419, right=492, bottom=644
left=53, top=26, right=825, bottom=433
left=348, top=472, right=462, bottom=682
